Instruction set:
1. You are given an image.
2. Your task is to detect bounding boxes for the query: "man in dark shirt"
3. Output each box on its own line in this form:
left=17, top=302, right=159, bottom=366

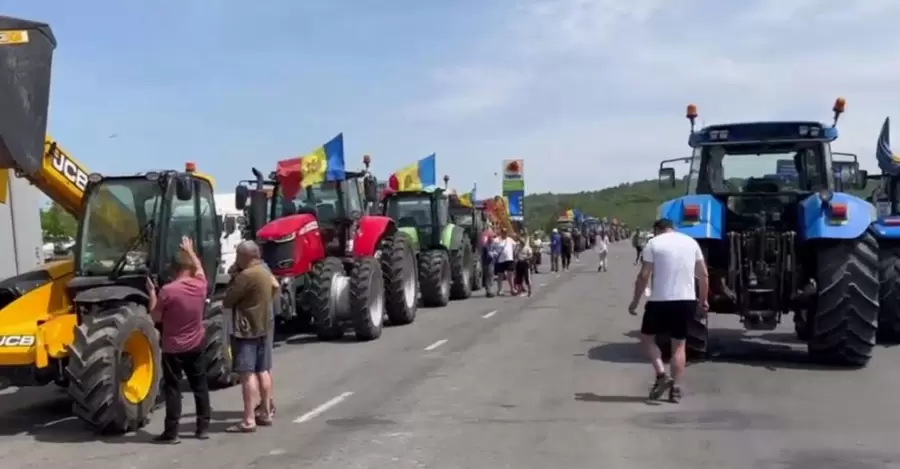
left=148, top=236, right=211, bottom=443
left=223, top=240, right=276, bottom=432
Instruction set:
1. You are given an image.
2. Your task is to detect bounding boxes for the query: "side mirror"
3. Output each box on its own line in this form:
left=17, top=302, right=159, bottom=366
left=235, top=185, right=249, bottom=210
left=363, top=175, right=378, bottom=203
left=658, top=167, right=676, bottom=188
left=856, top=169, right=869, bottom=190
left=224, top=216, right=237, bottom=235
left=175, top=175, right=194, bottom=201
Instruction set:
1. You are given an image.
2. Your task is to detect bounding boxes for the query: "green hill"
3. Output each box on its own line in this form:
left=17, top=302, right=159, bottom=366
left=524, top=180, right=872, bottom=233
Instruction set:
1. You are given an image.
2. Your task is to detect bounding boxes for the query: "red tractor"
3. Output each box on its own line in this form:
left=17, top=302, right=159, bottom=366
left=234, top=158, right=417, bottom=341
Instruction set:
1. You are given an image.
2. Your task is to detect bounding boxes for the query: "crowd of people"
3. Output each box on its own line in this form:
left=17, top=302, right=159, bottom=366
left=146, top=217, right=697, bottom=444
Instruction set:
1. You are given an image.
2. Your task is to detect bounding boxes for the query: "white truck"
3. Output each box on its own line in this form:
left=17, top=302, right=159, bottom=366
left=215, top=193, right=244, bottom=286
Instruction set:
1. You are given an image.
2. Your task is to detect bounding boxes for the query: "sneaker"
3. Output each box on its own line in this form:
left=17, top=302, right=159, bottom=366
left=194, top=428, right=210, bottom=440
left=668, top=386, right=683, bottom=403
left=648, top=373, right=674, bottom=400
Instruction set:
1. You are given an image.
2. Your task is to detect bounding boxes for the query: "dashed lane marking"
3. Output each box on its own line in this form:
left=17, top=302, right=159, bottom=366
left=482, top=310, right=497, bottom=319
left=424, top=339, right=449, bottom=351
left=293, top=391, right=354, bottom=423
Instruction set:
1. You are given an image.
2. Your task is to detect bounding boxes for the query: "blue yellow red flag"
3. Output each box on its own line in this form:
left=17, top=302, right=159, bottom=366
left=389, top=153, right=436, bottom=191
left=276, top=133, right=346, bottom=199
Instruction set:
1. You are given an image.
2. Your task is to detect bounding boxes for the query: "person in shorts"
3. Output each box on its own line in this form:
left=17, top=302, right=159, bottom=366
left=223, top=241, right=276, bottom=432
left=493, top=229, right=516, bottom=295
left=627, top=219, right=708, bottom=403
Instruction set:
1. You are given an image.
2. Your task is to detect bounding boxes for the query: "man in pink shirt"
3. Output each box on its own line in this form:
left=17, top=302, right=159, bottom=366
left=148, top=236, right=211, bottom=443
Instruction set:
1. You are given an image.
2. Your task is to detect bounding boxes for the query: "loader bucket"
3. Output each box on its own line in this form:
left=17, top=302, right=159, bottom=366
left=0, top=16, right=56, bottom=176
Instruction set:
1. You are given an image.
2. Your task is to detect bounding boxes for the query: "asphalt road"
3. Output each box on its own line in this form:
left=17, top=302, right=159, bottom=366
left=3, top=242, right=900, bottom=469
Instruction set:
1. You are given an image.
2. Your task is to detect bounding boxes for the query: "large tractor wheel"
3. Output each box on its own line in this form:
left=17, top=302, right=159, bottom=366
left=808, top=232, right=879, bottom=367
left=202, top=306, right=235, bottom=389
left=381, top=234, right=418, bottom=326
left=65, top=303, right=161, bottom=434
left=419, top=250, right=451, bottom=307
left=308, top=257, right=347, bottom=341
left=449, top=243, right=473, bottom=300
left=350, top=257, right=385, bottom=341
left=877, top=241, right=900, bottom=343
left=654, top=312, right=708, bottom=363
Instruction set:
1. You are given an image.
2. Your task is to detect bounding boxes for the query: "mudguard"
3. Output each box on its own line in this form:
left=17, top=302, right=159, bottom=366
left=353, top=215, right=396, bottom=257
left=657, top=194, right=724, bottom=239
left=398, top=226, right=421, bottom=251
left=800, top=192, right=874, bottom=240
left=441, top=224, right=464, bottom=250
left=73, top=285, right=148, bottom=305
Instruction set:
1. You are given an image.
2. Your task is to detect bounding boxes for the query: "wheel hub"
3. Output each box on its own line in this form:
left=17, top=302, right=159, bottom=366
left=331, top=273, right=351, bottom=320
left=403, top=255, right=416, bottom=308
left=369, top=273, right=385, bottom=327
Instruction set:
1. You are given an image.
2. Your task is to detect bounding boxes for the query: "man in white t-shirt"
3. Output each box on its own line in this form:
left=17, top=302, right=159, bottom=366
left=596, top=234, right=610, bottom=272
left=627, top=219, right=709, bottom=403
left=493, top=230, right=517, bottom=296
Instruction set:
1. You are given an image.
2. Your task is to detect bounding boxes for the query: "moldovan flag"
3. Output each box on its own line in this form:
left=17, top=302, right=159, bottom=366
left=389, top=153, right=436, bottom=192
left=276, top=133, right=346, bottom=199
left=563, top=209, right=575, bottom=219
left=457, top=183, right=476, bottom=208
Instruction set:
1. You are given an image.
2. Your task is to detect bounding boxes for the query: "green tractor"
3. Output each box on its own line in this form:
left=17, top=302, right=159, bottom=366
left=382, top=188, right=475, bottom=306
left=448, top=195, right=486, bottom=293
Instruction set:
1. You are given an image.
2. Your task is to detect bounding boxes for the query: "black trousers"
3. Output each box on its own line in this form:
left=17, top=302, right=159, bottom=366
left=162, top=347, right=211, bottom=434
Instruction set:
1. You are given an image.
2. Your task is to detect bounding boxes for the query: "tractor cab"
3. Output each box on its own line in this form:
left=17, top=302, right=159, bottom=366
left=70, top=164, right=220, bottom=295
left=382, top=187, right=449, bottom=248
left=235, top=166, right=379, bottom=278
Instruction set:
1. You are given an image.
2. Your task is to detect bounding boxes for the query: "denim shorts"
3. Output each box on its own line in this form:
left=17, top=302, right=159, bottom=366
left=232, top=336, right=271, bottom=373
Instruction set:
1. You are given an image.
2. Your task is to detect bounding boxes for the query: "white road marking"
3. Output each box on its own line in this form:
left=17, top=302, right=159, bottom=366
left=539, top=283, right=546, bottom=287
left=293, top=391, right=354, bottom=423
left=482, top=310, right=497, bottom=319
left=424, top=339, right=448, bottom=351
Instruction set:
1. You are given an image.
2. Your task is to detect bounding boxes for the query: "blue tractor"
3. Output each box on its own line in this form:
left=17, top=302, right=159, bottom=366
left=656, top=98, right=877, bottom=367
left=869, top=117, right=900, bottom=343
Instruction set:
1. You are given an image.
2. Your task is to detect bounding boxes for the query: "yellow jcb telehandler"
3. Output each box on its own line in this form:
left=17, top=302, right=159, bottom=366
left=0, top=15, right=233, bottom=433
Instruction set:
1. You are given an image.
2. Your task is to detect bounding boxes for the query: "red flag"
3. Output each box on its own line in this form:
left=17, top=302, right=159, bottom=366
left=276, top=158, right=302, bottom=200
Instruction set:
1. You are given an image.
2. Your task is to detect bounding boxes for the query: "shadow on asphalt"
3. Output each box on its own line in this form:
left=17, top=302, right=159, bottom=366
left=587, top=329, right=860, bottom=372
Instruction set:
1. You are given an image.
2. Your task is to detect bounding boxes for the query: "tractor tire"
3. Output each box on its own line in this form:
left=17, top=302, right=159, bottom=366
left=808, top=232, right=879, bottom=367
left=877, top=241, right=900, bottom=343
left=350, top=257, right=385, bottom=341
left=654, top=311, right=708, bottom=363
left=65, top=303, right=161, bottom=434
left=308, top=257, right=347, bottom=341
left=419, top=250, right=451, bottom=307
left=449, top=243, right=473, bottom=300
left=203, top=307, right=235, bottom=389
left=381, top=234, right=418, bottom=326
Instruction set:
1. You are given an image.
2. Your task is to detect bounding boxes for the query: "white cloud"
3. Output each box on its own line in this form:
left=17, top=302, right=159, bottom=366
left=419, top=0, right=900, bottom=193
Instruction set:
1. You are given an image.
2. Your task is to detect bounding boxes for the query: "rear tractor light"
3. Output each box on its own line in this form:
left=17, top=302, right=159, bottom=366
left=829, top=203, right=848, bottom=221
left=682, top=204, right=700, bottom=222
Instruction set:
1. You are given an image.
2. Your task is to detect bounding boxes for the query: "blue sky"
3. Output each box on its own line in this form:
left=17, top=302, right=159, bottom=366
left=7, top=0, right=900, bottom=197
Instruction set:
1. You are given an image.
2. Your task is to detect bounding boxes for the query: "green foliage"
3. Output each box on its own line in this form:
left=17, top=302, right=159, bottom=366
left=524, top=179, right=873, bottom=233
left=41, top=202, right=77, bottom=242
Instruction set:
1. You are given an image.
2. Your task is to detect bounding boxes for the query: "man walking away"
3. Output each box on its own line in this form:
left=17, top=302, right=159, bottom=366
left=223, top=241, right=276, bottom=432
left=632, top=230, right=647, bottom=265
left=628, top=219, right=708, bottom=403
left=597, top=233, right=610, bottom=272
left=531, top=234, right=543, bottom=274
left=561, top=231, right=573, bottom=270
left=149, top=236, right=212, bottom=443
left=550, top=229, right=562, bottom=272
